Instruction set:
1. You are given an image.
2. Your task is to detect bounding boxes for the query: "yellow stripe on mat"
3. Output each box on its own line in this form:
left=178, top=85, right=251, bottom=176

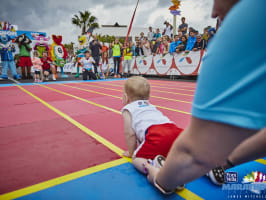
left=177, top=189, right=204, bottom=200
left=151, top=85, right=195, bottom=92
left=255, top=159, right=266, bottom=165
left=0, top=158, right=127, bottom=200
left=149, top=81, right=197, bottom=89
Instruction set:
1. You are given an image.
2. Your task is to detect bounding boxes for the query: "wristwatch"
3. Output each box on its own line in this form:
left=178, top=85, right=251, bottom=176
left=153, top=175, right=175, bottom=195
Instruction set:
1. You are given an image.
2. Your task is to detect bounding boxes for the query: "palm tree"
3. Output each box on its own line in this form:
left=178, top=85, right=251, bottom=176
left=72, top=11, right=99, bottom=35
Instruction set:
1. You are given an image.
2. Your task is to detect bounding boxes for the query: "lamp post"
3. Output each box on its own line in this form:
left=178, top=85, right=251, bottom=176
left=169, top=0, right=181, bottom=36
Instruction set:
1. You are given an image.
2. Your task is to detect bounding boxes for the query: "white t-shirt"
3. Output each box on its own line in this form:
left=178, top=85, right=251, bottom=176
left=147, top=31, right=154, bottom=41
left=122, top=100, right=172, bottom=143
left=100, top=59, right=109, bottom=71
left=164, top=25, right=172, bottom=37
left=80, top=57, right=95, bottom=71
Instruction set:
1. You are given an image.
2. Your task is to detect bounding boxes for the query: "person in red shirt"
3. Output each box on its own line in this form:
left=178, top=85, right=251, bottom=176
left=102, top=42, right=109, bottom=55
left=40, top=51, right=56, bottom=81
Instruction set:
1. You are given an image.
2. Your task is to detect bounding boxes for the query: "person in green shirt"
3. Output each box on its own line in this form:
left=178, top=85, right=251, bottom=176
left=112, top=38, right=122, bottom=78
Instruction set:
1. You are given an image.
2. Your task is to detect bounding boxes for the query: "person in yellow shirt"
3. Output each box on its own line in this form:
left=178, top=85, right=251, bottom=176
left=122, top=42, right=133, bottom=77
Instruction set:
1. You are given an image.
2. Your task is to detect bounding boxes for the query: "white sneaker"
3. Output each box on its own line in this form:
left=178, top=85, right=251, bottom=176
left=45, top=77, right=49, bottom=81
left=206, top=166, right=225, bottom=186
left=149, top=155, right=165, bottom=169
left=150, top=155, right=185, bottom=191
left=52, top=74, right=56, bottom=81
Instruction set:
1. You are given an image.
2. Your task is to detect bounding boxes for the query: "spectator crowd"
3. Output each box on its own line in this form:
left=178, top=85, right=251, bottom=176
left=93, top=17, right=216, bottom=78
left=0, top=17, right=216, bottom=82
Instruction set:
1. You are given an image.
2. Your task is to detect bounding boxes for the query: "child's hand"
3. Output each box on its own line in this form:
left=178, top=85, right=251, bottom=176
left=143, top=162, right=160, bottom=185
left=123, top=151, right=132, bottom=158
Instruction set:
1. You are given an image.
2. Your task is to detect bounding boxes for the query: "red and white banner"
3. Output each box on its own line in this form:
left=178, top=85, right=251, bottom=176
left=131, top=50, right=205, bottom=76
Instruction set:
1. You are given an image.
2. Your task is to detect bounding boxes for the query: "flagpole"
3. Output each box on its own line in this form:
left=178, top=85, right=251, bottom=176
left=173, top=15, right=176, bottom=36
left=119, top=0, right=140, bottom=74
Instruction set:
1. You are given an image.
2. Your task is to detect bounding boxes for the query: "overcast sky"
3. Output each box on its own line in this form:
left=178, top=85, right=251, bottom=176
left=0, top=0, right=216, bottom=44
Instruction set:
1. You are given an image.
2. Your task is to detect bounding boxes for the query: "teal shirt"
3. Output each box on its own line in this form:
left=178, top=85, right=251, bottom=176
left=192, top=0, right=266, bottom=130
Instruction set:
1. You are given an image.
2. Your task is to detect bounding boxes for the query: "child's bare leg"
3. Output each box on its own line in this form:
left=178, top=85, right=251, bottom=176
left=132, top=157, right=149, bottom=174
left=40, top=70, right=44, bottom=81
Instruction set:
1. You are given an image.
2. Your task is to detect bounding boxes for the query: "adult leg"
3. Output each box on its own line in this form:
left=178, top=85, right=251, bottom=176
left=113, top=57, right=118, bottom=77
left=122, top=60, right=126, bottom=76
left=82, top=69, right=88, bottom=80
left=26, top=66, right=32, bottom=79
left=116, top=57, right=121, bottom=77
left=88, top=71, right=97, bottom=80
left=128, top=59, right=132, bottom=75
left=21, top=67, right=26, bottom=79
left=146, top=117, right=256, bottom=191
left=93, top=56, right=99, bottom=74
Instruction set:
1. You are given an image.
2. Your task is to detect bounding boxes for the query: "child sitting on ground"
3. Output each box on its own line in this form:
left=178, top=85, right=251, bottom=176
left=41, top=51, right=56, bottom=81
left=122, top=76, right=225, bottom=190
left=79, top=51, right=97, bottom=80
left=99, top=51, right=110, bottom=79
left=32, top=51, right=43, bottom=82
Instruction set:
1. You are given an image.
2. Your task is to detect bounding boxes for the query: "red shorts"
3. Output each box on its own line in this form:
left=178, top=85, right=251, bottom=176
left=18, top=56, right=32, bottom=67
left=135, top=123, right=183, bottom=159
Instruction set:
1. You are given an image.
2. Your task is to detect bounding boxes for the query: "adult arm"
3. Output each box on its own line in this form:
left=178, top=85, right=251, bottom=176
left=224, top=128, right=266, bottom=169
left=145, top=116, right=255, bottom=192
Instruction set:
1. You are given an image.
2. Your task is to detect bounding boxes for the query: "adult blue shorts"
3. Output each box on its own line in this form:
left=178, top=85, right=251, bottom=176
left=192, top=0, right=266, bottom=130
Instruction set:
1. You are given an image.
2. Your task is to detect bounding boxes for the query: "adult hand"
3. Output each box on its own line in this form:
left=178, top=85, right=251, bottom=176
left=143, top=162, right=160, bottom=185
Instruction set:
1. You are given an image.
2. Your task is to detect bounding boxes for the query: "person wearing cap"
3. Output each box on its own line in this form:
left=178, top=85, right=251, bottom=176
left=192, top=35, right=206, bottom=51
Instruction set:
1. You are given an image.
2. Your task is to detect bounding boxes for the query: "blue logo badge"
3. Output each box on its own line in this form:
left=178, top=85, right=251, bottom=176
left=225, top=172, right=238, bottom=183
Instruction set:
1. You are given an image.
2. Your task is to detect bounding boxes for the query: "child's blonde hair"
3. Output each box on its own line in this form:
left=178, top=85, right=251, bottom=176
left=124, top=76, right=150, bottom=101
left=33, top=50, right=39, bottom=57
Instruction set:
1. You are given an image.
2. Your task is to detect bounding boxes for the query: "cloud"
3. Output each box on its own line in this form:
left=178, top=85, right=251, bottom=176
left=0, top=0, right=216, bottom=43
